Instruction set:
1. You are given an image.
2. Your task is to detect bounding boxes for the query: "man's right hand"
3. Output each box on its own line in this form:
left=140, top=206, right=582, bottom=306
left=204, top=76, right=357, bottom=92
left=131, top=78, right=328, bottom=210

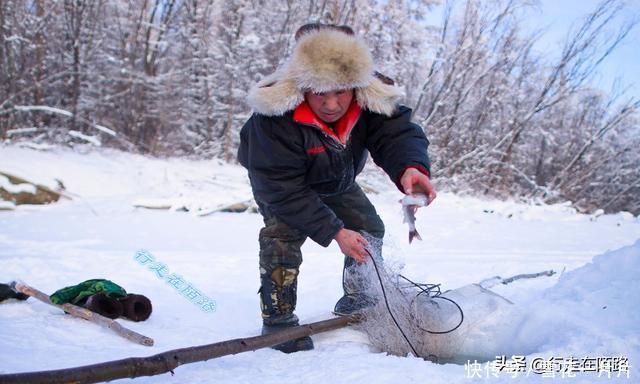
left=334, top=228, right=369, bottom=263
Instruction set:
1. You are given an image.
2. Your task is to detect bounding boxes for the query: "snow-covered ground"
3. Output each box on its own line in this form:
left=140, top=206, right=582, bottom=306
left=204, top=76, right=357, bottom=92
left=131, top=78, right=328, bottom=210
left=0, top=145, right=638, bottom=383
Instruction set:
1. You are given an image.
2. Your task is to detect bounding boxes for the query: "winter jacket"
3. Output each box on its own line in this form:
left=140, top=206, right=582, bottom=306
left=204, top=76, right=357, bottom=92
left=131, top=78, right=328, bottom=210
left=238, top=101, right=431, bottom=247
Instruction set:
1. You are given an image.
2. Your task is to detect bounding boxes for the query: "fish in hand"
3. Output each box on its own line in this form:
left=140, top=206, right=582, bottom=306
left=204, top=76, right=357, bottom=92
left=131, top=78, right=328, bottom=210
left=400, top=193, right=430, bottom=243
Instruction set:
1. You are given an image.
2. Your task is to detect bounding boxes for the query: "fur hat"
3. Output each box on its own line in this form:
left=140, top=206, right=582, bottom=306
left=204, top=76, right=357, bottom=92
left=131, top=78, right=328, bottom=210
left=248, top=25, right=404, bottom=117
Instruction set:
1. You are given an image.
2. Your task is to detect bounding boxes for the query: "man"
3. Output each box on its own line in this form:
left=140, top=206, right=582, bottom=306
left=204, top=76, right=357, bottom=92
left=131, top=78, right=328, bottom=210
left=238, top=24, right=436, bottom=353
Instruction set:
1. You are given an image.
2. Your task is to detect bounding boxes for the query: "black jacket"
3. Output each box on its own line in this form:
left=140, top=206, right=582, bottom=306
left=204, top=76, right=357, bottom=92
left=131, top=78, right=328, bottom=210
left=238, top=105, right=431, bottom=247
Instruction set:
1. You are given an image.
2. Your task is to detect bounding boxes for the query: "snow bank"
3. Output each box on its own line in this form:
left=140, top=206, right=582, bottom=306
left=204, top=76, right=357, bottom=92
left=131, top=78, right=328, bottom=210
left=353, top=238, right=639, bottom=381
left=452, top=240, right=640, bottom=382
left=0, top=174, right=37, bottom=194
left=0, top=145, right=253, bottom=212
left=519, top=240, right=640, bottom=361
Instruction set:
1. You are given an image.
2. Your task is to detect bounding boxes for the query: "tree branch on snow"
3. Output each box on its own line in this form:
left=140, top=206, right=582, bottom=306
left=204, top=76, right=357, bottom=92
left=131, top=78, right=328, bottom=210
left=0, top=316, right=355, bottom=384
left=479, top=270, right=556, bottom=289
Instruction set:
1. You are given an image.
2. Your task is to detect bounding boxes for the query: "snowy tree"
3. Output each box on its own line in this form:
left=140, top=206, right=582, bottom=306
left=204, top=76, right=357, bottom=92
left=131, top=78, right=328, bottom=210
left=0, top=0, right=637, bottom=214
left=410, top=0, right=638, bottom=213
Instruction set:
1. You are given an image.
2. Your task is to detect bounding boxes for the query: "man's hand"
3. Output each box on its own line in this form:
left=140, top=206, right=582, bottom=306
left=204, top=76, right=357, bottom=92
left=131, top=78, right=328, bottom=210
left=334, top=228, right=369, bottom=263
left=400, top=167, right=437, bottom=204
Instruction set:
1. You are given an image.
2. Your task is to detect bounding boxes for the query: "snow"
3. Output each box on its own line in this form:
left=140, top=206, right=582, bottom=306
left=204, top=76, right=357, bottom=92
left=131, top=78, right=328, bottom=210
left=94, top=124, right=117, bottom=136
left=16, top=142, right=56, bottom=151
left=68, top=130, right=102, bottom=146
left=524, top=240, right=640, bottom=362
left=3, top=35, right=30, bottom=44
left=13, top=106, right=117, bottom=137
left=0, top=145, right=638, bottom=383
left=0, top=175, right=36, bottom=194
left=6, top=128, right=39, bottom=136
left=0, top=200, right=15, bottom=210
left=14, top=105, right=73, bottom=117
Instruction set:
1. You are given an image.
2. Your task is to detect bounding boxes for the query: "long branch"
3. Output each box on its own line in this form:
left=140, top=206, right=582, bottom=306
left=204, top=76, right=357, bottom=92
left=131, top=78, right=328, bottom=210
left=0, top=316, right=355, bottom=384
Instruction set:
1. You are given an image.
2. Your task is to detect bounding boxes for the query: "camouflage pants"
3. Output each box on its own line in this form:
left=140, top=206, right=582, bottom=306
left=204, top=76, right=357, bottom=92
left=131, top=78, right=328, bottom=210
left=257, top=183, right=384, bottom=324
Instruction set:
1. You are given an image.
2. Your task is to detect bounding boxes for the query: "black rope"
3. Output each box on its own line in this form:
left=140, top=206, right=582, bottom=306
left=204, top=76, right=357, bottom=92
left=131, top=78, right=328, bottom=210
left=399, top=274, right=441, bottom=297
left=365, top=247, right=465, bottom=359
left=398, top=274, right=464, bottom=334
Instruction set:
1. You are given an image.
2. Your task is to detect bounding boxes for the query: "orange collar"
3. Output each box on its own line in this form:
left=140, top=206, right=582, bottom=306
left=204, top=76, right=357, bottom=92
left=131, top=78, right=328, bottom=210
left=293, top=100, right=362, bottom=146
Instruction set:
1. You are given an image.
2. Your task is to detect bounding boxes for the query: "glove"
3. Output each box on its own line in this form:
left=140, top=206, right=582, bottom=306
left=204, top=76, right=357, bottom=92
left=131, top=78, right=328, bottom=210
left=0, top=282, right=29, bottom=303
left=83, top=293, right=124, bottom=319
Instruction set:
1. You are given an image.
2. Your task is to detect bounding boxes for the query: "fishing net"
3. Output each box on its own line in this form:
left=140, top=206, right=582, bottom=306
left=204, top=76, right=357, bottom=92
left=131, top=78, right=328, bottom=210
left=349, top=233, right=515, bottom=363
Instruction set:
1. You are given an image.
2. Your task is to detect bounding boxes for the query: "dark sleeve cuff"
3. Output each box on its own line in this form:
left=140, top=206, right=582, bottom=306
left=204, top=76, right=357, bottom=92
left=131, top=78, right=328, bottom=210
left=395, top=165, right=430, bottom=194
left=313, top=221, right=344, bottom=248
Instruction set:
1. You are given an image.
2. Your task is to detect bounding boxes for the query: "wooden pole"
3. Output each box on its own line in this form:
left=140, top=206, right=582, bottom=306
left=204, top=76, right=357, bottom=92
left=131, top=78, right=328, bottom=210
left=0, top=315, right=356, bottom=384
left=13, top=282, right=154, bottom=347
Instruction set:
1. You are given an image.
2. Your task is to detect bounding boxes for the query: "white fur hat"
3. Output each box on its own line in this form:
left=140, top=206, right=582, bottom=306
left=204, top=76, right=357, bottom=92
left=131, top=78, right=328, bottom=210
left=247, top=27, right=404, bottom=117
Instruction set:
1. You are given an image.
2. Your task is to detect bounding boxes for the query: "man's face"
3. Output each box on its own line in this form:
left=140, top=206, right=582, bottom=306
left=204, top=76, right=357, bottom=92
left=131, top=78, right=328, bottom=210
left=305, top=89, right=354, bottom=123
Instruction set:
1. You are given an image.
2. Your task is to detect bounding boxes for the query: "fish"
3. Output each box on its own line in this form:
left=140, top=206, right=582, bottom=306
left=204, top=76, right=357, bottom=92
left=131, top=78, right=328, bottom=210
left=400, top=193, right=430, bottom=243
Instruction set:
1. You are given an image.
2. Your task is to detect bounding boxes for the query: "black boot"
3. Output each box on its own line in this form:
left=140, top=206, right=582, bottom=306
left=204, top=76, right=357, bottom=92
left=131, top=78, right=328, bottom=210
left=259, top=266, right=314, bottom=353
left=334, top=232, right=382, bottom=316
left=262, top=314, right=314, bottom=353
left=334, top=293, right=376, bottom=316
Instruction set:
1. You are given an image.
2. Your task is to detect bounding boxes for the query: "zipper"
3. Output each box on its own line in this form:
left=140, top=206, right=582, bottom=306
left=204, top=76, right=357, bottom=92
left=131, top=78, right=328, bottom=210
left=297, top=121, right=347, bottom=151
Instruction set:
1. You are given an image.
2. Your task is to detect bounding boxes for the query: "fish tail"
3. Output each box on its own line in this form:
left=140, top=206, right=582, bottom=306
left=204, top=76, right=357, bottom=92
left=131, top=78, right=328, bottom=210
left=409, top=230, right=422, bottom=243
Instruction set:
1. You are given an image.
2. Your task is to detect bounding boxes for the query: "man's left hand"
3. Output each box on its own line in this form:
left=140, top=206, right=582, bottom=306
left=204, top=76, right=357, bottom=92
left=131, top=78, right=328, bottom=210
left=400, top=167, right=437, bottom=204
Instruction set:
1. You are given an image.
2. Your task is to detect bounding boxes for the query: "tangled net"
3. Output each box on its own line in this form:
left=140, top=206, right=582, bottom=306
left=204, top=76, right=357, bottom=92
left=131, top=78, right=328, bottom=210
left=350, top=233, right=515, bottom=363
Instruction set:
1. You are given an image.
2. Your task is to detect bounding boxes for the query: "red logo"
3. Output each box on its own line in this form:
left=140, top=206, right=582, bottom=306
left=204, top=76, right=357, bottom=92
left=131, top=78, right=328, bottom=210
left=307, top=145, right=326, bottom=154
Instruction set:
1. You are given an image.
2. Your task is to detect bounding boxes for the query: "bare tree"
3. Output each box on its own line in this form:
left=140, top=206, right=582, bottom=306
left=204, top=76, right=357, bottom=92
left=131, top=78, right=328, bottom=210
left=1, top=0, right=637, bottom=213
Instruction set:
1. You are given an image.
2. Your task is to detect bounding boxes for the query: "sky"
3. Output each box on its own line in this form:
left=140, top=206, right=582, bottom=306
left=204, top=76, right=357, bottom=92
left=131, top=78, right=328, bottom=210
left=425, top=0, right=640, bottom=100
left=530, top=0, right=639, bottom=100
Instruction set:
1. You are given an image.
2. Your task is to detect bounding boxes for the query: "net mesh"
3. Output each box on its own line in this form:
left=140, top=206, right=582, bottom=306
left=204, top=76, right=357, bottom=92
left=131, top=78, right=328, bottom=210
left=350, top=232, right=514, bottom=363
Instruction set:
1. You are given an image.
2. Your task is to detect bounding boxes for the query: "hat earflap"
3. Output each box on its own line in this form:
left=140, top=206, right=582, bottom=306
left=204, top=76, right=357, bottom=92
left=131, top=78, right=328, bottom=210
left=356, top=77, right=405, bottom=116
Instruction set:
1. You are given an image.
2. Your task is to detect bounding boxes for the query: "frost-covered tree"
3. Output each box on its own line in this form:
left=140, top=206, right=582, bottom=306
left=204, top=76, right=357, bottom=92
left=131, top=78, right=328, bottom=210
left=410, top=0, right=638, bottom=214
left=0, top=0, right=637, bottom=213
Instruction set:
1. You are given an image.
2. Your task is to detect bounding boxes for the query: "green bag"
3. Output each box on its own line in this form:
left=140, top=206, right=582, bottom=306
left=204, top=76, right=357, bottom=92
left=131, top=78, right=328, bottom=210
left=50, top=279, right=127, bottom=305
